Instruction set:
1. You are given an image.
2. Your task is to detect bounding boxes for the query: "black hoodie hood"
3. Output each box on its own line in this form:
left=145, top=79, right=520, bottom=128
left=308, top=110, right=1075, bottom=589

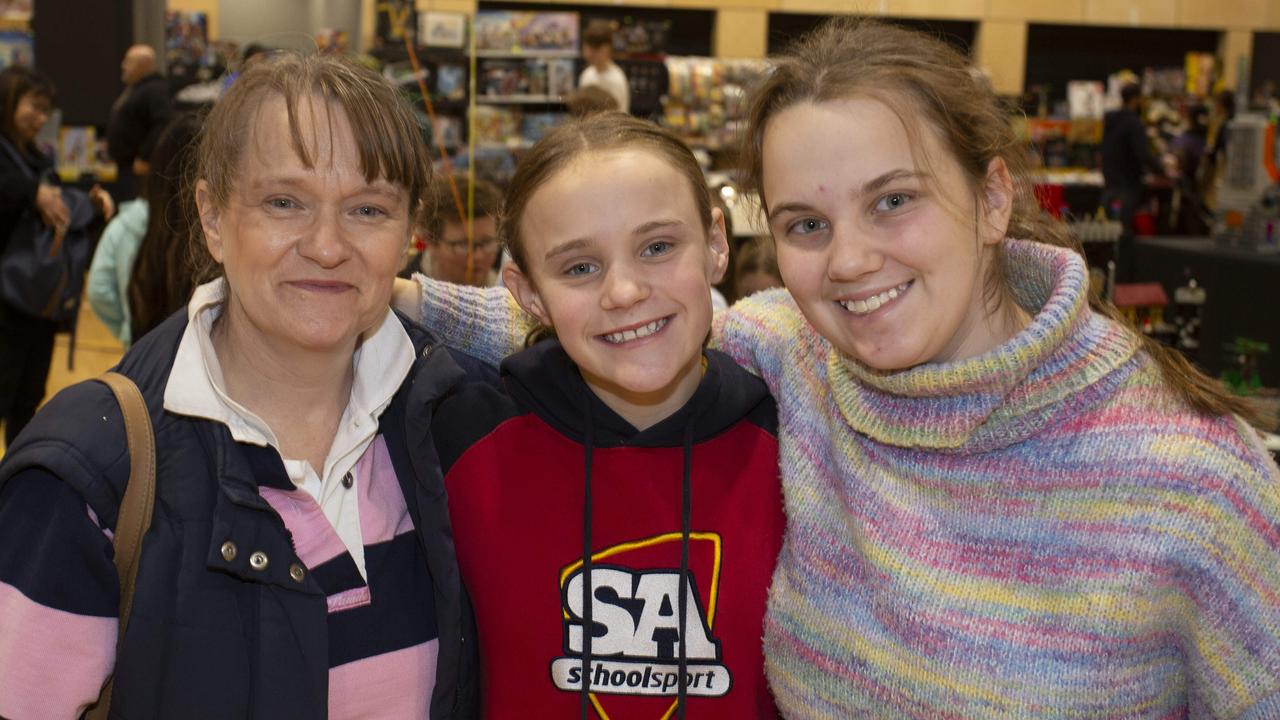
left=498, top=339, right=771, bottom=448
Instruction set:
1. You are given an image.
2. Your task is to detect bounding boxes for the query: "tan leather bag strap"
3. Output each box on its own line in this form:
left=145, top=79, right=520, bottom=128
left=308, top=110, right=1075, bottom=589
left=84, top=371, right=156, bottom=720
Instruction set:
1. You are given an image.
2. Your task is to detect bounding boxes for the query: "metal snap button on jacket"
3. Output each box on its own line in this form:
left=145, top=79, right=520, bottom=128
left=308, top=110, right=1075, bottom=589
left=289, top=563, right=305, bottom=583
left=221, top=541, right=238, bottom=562
left=249, top=551, right=269, bottom=571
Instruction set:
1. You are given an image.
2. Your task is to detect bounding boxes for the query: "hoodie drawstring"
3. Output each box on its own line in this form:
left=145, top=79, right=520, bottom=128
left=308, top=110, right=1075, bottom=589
left=579, top=399, right=698, bottom=719
left=580, top=398, right=595, bottom=720
left=676, top=416, right=695, bottom=718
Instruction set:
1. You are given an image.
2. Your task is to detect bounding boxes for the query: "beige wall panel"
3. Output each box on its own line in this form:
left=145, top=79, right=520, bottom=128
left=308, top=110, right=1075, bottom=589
left=987, top=0, right=1083, bottom=23
left=775, top=0, right=879, bottom=15
left=168, top=0, right=220, bottom=38
left=1084, top=0, right=1177, bottom=27
left=885, top=0, right=982, bottom=19
left=975, top=19, right=1026, bottom=95
left=1180, top=0, right=1269, bottom=30
left=417, top=0, right=477, bottom=13
left=715, top=9, right=768, bottom=57
left=1218, top=30, right=1253, bottom=89
left=1271, top=1, right=1280, bottom=29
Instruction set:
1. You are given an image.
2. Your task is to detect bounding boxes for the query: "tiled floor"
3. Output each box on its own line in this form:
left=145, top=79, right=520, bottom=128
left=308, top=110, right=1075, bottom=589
left=0, top=298, right=124, bottom=456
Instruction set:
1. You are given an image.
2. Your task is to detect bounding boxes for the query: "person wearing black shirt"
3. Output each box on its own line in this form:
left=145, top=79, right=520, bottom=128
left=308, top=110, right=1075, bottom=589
left=106, top=45, right=173, bottom=198
left=1101, top=83, right=1166, bottom=281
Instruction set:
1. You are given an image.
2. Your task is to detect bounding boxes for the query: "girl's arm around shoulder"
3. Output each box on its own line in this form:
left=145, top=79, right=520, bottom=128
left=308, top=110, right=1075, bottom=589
left=710, top=288, right=806, bottom=396
left=392, top=274, right=533, bottom=368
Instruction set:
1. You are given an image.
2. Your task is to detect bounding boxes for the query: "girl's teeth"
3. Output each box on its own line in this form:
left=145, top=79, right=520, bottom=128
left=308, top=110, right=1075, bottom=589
left=604, top=317, right=667, bottom=344
left=841, top=282, right=908, bottom=315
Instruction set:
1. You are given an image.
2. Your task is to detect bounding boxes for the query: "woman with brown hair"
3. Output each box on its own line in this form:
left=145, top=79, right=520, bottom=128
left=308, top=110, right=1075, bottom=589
left=0, top=53, right=478, bottom=718
left=401, top=18, right=1280, bottom=719
left=0, top=66, right=113, bottom=444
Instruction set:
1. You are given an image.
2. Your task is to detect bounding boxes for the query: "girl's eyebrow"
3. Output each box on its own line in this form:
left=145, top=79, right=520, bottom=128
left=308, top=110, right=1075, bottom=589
left=632, top=219, right=684, bottom=235
left=862, top=169, right=924, bottom=196
left=544, top=237, right=592, bottom=262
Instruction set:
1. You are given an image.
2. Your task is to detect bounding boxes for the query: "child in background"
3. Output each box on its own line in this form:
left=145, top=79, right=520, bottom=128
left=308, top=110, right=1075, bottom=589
left=429, top=113, right=782, bottom=719
left=406, top=172, right=502, bottom=286
left=729, top=237, right=782, bottom=302
left=578, top=20, right=629, bottom=114
left=400, top=18, right=1280, bottom=719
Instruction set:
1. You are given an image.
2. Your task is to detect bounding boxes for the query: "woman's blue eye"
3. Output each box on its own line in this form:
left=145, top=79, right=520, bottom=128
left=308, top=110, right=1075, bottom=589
left=788, top=217, right=827, bottom=236
left=641, top=241, right=672, bottom=257
left=267, top=197, right=296, bottom=210
left=874, top=193, right=912, bottom=212
left=355, top=205, right=386, bottom=218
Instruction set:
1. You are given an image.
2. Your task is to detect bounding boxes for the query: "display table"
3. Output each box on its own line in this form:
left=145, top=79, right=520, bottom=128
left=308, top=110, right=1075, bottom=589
left=1131, top=237, right=1280, bottom=387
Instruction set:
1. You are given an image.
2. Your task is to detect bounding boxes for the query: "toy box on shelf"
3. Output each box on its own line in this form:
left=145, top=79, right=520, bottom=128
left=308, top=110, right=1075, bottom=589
left=379, top=50, right=471, bottom=156
left=661, top=56, right=766, bottom=152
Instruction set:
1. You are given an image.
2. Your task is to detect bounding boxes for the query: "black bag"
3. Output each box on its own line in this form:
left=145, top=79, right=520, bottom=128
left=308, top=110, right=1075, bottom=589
left=0, top=136, right=94, bottom=323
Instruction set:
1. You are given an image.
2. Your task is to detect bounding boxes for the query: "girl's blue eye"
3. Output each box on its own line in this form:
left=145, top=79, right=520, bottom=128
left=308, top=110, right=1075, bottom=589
left=641, top=240, right=672, bottom=257
left=566, top=262, right=598, bottom=277
left=788, top=217, right=828, bottom=236
left=874, top=193, right=912, bottom=212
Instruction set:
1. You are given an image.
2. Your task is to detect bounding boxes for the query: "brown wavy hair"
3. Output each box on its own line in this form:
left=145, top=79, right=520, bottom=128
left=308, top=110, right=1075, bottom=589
left=128, top=112, right=205, bottom=341
left=740, top=17, right=1257, bottom=421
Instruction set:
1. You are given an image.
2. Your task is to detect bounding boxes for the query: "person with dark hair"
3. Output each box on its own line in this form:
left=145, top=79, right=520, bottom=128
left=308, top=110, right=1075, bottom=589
left=410, top=172, right=503, bottom=286
left=87, top=112, right=205, bottom=347
left=578, top=20, right=629, bottom=113
left=1101, top=82, right=1166, bottom=280
left=0, top=53, right=479, bottom=718
left=402, top=18, right=1280, bottom=719
left=0, top=66, right=112, bottom=445
left=106, top=44, right=174, bottom=198
left=126, top=112, right=206, bottom=343
left=730, top=237, right=782, bottom=302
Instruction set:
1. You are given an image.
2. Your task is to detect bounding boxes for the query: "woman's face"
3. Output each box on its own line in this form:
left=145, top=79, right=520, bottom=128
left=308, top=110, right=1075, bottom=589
left=196, top=93, right=412, bottom=354
left=13, top=92, right=50, bottom=142
left=761, top=97, right=1012, bottom=370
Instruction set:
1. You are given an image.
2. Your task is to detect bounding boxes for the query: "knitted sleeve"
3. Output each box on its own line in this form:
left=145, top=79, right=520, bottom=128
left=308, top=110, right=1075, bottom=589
left=710, top=288, right=800, bottom=397
left=414, top=273, right=533, bottom=367
left=1175, top=418, right=1280, bottom=716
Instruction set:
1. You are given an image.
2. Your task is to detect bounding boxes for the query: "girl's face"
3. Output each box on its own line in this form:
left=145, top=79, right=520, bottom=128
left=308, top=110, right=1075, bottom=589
left=13, top=91, right=51, bottom=142
left=761, top=97, right=1014, bottom=371
left=504, top=148, right=729, bottom=428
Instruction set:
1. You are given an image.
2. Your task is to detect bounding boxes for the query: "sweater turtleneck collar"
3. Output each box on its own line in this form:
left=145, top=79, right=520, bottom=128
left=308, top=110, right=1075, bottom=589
left=828, top=239, right=1140, bottom=453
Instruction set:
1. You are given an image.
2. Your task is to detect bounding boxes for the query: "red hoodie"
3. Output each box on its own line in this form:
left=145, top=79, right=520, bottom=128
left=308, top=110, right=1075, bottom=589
left=431, top=341, right=783, bottom=719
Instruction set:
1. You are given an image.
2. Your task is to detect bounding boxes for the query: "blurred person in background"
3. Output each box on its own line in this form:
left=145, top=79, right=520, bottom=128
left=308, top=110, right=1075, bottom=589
left=408, top=172, right=503, bottom=287
left=106, top=44, right=174, bottom=198
left=87, top=112, right=203, bottom=347
left=0, top=66, right=112, bottom=446
left=578, top=20, right=629, bottom=114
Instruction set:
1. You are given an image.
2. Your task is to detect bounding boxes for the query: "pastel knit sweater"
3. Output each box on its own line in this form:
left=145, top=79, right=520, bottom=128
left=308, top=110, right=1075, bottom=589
left=415, top=240, right=1280, bottom=718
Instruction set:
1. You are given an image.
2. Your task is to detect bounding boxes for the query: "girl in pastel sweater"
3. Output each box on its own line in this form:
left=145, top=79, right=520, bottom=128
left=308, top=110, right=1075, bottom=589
left=397, top=19, right=1280, bottom=718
